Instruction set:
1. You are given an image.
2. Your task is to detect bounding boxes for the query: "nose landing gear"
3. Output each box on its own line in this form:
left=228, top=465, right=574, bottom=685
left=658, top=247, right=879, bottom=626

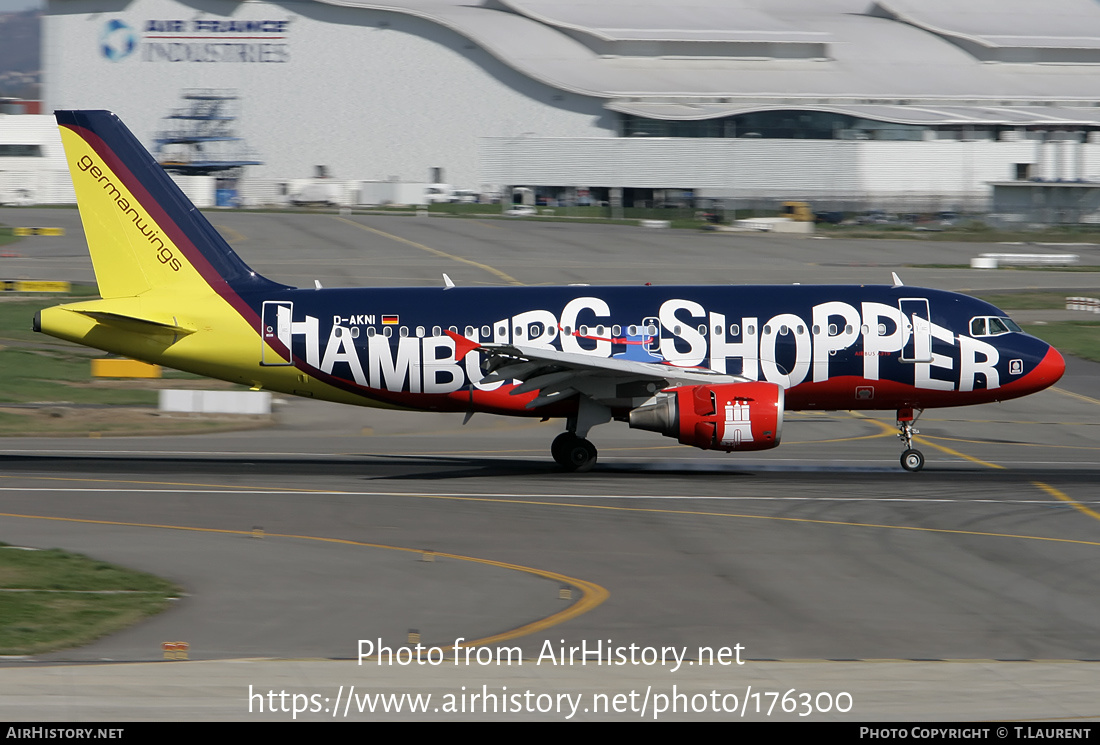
left=897, top=407, right=925, bottom=472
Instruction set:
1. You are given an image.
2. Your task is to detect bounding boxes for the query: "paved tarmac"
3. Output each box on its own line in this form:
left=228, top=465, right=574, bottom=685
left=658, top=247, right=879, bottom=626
left=1, top=208, right=1099, bottom=721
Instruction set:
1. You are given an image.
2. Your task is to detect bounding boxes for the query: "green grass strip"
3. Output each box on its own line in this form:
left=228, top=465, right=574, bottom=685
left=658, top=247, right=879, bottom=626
left=0, top=544, right=181, bottom=655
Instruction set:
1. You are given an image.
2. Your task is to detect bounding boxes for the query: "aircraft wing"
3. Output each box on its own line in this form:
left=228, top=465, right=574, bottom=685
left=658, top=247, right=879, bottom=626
left=449, top=332, right=746, bottom=409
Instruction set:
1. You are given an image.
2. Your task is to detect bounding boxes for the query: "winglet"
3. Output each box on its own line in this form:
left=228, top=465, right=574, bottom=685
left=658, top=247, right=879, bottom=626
left=891, top=271, right=904, bottom=287
left=445, top=329, right=481, bottom=360
left=443, top=273, right=455, bottom=289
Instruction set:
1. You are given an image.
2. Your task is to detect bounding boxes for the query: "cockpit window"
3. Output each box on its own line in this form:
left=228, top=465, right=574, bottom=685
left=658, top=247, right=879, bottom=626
left=970, top=316, right=1018, bottom=337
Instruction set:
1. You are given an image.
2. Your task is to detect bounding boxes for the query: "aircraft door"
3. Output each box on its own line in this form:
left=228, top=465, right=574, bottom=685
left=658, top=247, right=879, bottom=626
left=261, top=301, right=294, bottom=366
left=899, top=298, right=932, bottom=363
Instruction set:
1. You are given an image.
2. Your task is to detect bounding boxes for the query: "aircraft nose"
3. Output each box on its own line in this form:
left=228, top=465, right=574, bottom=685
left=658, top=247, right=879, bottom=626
left=1029, top=345, right=1066, bottom=389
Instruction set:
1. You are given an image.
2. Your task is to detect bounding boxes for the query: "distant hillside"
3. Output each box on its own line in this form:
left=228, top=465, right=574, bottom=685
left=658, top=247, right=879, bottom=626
left=0, top=10, right=41, bottom=98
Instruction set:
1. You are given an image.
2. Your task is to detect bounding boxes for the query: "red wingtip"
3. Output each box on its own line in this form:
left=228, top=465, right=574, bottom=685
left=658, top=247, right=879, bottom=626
left=445, top=330, right=481, bottom=360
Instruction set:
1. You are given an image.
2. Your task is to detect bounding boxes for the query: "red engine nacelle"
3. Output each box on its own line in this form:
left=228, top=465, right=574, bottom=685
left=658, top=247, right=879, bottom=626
left=628, top=381, right=784, bottom=452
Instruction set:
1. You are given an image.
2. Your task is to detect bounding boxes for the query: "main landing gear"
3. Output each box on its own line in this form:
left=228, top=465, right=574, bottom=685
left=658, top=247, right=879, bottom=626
left=897, top=407, right=925, bottom=472
left=551, top=432, right=598, bottom=473
left=551, top=397, right=611, bottom=473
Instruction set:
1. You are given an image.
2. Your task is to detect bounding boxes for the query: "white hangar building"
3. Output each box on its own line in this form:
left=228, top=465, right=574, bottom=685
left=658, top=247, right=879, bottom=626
left=39, top=0, right=1100, bottom=210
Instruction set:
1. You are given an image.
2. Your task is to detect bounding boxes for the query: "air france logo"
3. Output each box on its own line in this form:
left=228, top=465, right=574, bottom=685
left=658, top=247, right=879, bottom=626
left=101, top=19, right=137, bottom=61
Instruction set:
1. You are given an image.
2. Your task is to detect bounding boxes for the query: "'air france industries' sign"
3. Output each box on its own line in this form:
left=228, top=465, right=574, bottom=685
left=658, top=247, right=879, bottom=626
left=100, top=18, right=291, bottom=63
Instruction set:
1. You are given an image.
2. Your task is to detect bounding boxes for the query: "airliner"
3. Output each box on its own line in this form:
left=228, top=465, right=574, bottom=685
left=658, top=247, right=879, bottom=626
left=34, top=111, right=1066, bottom=472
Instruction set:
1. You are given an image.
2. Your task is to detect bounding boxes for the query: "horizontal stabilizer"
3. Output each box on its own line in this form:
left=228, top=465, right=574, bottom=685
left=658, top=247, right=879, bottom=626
left=71, top=308, right=196, bottom=336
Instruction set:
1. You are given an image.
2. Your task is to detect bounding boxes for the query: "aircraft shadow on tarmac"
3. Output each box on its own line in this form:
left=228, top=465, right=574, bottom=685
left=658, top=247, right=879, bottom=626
left=2, top=453, right=1097, bottom=487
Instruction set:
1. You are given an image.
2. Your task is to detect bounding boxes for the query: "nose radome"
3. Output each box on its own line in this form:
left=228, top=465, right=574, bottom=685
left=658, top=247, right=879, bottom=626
left=1030, top=346, right=1066, bottom=389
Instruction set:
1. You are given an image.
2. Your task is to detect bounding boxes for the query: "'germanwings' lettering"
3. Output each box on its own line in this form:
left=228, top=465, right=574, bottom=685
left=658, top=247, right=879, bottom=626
left=75, top=153, right=183, bottom=271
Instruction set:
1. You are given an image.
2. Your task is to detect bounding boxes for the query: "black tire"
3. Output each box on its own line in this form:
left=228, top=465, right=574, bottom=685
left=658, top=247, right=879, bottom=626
left=551, top=432, right=575, bottom=467
left=566, top=439, right=598, bottom=473
left=901, top=448, right=925, bottom=472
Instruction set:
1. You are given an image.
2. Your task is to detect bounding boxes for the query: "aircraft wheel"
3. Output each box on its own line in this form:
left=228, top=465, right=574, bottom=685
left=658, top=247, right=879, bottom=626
left=551, top=432, right=574, bottom=467
left=567, top=439, right=598, bottom=473
left=901, top=448, right=925, bottom=472
left=551, top=433, right=597, bottom=472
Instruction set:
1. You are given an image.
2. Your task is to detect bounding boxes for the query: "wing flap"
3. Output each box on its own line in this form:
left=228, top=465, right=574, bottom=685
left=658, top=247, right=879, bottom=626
left=510, top=369, right=578, bottom=396
left=526, top=387, right=579, bottom=409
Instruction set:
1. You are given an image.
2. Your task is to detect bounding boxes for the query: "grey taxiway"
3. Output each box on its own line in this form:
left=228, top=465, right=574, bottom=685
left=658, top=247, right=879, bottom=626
left=1, top=208, right=1099, bottom=720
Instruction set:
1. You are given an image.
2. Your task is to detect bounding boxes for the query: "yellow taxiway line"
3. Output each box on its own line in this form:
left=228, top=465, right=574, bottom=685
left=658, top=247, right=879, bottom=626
left=332, top=216, right=523, bottom=286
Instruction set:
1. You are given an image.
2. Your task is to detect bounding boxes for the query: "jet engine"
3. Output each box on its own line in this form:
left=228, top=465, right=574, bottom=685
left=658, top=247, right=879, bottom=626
left=628, top=382, right=784, bottom=452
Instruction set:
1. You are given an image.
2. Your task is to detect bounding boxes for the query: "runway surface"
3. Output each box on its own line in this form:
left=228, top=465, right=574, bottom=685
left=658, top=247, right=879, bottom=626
left=1, top=208, right=1099, bottom=720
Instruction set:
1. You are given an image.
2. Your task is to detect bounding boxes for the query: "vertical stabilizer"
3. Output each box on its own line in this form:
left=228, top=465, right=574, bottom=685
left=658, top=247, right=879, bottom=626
left=54, top=110, right=286, bottom=299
